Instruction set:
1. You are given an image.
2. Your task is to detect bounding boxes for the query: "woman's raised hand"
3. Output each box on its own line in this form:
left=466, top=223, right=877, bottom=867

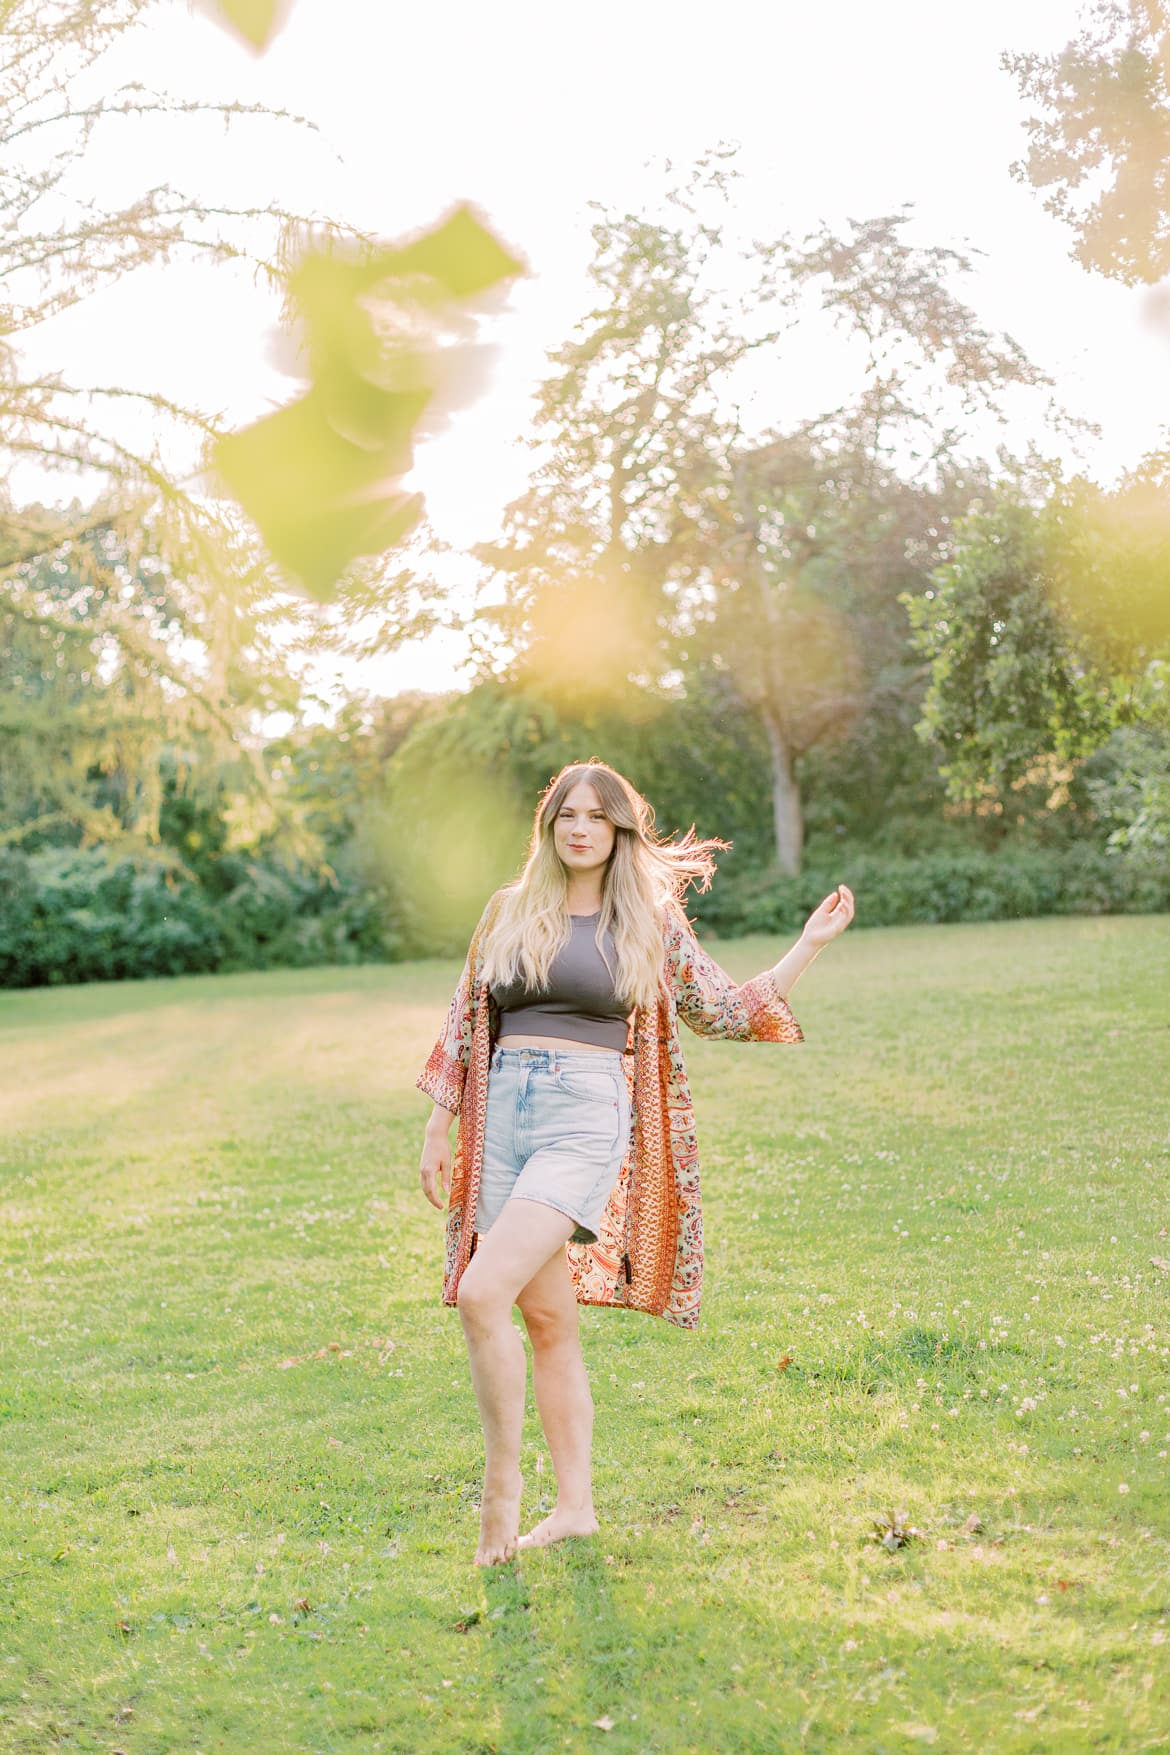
left=801, top=883, right=855, bottom=949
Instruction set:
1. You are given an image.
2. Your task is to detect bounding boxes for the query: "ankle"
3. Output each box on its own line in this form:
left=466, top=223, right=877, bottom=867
left=554, top=1496, right=595, bottom=1516
left=483, top=1465, right=523, bottom=1495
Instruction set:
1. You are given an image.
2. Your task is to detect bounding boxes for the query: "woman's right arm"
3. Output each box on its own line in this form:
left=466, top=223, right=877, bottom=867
left=419, top=1102, right=457, bottom=1210
left=415, top=897, right=497, bottom=1116
left=414, top=890, right=501, bottom=1209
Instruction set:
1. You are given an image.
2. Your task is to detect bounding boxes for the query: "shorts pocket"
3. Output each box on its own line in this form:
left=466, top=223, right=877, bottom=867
left=554, top=1066, right=619, bottom=1106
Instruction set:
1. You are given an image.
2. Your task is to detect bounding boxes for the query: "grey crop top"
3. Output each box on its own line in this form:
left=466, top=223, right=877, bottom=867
left=490, top=912, right=631, bottom=1051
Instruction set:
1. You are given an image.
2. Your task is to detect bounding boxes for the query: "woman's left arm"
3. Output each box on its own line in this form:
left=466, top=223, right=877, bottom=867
left=667, top=884, right=855, bottom=1043
left=769, top=883, right=855, bottom=1000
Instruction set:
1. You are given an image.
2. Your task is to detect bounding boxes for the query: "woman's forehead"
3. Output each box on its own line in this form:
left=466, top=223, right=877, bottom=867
left=561, top=779, right=604, bottom=811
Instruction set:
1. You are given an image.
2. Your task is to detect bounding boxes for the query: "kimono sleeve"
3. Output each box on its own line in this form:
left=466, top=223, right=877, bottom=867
left=665, top=915, right=804, bottom=1045
left=415, top=894, right=498, bottom=1117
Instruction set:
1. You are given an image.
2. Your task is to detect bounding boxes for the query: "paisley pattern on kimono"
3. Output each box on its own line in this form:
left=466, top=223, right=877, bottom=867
left=415, top=889, right=804, bottom=1330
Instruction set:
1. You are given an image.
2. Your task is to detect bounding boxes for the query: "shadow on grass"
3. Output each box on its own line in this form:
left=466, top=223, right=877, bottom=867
left=474, top=1536, right=624, bottom=1752
left=476, top=1558, right=557, bottom=1753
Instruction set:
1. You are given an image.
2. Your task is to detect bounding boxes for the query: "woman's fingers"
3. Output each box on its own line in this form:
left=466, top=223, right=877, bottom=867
left=803, top=884, right=854, bottom=944
left=419, top=1145, right=450, bottom=1209
left=822, top=885, right=854, bottom=933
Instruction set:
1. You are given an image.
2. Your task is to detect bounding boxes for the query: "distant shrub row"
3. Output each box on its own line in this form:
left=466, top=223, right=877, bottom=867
left=0, top=847, right=400, bottom=989
left=0, top=841, right=1166, bottom=990
left=691, top=844, right=1170, bottom=937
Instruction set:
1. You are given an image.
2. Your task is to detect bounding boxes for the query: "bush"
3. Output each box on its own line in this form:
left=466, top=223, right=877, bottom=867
left=691, top=844, right=1170, bottom=937
left=3, top=837, right=1165, bottom=992
left=0, top=845, right=406, bottom=989
left=0, top=847, right=225, bottom=987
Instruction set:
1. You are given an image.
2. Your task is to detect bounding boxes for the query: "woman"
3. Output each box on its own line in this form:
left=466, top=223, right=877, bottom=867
left=417, top=760, right=854, bottom=1566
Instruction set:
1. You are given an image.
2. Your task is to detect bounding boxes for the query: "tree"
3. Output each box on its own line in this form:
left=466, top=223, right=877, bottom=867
left=1005, top=0, right=1170, bottom=284
left=669, top=420, right=992, bottom=871
left=467, top=155, right=1055, bottom=872
left=903, top=456, right=1170, bottom=837
left=0, top=2, right=519, bottom=866
left=903, top=490, right=1113, bottom=821
left=0, top=1, right=325, bottom=854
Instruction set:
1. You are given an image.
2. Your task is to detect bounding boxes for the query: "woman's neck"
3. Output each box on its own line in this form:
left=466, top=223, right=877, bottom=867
left=565, top=879, right=604, bottom=916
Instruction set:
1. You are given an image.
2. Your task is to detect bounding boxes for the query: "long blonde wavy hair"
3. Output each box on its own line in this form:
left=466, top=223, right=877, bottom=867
left=479, top=761, right=729, bottom=1013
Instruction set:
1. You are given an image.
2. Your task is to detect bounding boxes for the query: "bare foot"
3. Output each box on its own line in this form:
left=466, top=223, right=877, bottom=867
left=473, top=1468, right=524, bottom=1567
left=516, top=1506, right=599, bottom=1551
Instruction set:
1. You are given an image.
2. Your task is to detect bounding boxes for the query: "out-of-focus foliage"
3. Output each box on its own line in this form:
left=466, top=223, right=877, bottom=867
left=0, top=3, right=513, bottom=867
left=690, top=842, right=1170, bottom=938
left=12, top=668, right=1168, bottom=987
left=463, top=152, right=1060, bottom=875
left=1005, top=0, right=1170, bottom=283
left=0, top=0, right=332, bottom=854
left=0, top=840, right=398, bottom=987
left=204, top=0, right=294, bottom=51
left=0, top=501, right=307, bottom=856
left=212, top=206, right=524, bottom=597
left=903, top=491, right=1116, bottom=809
left=1080, top=711, right=1170, bottom=854
left=0, top=0, right=308, bottom=425
left=1051, top=452, right=1170, bottom=668
left=904, top=457, right=1170, bottom=846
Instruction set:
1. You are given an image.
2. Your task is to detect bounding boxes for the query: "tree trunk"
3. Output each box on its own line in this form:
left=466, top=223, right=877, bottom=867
left=762, top=703, right=803, bottom=875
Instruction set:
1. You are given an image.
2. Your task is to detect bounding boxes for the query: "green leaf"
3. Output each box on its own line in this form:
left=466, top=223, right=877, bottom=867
left=208, top=0, right=291, bottom=51
left=213, top=208, right=522, bottom=595
left=212, top=395, right=424, bottom=599
left=387, top=203, right=525, bottom=299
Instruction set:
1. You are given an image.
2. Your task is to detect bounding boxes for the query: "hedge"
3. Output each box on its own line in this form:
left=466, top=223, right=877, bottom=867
left=1, top=841, right=1166, bottom=990
left=690, top=844, right=1170, bottom=937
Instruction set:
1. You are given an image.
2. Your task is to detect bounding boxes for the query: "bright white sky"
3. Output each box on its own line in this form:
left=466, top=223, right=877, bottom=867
left=16, top=0, right=1170, bottom=719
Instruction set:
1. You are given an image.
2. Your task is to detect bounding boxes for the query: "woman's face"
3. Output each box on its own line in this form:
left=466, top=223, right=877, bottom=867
left=551, top=779, right=616, bottom=879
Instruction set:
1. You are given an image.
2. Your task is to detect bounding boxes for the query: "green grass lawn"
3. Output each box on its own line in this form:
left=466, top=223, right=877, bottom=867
left=2, top=915, right=1168, bottom=1754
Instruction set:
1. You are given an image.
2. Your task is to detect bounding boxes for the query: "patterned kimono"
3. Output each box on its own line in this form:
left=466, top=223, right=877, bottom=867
left=415, top=891, right=804, bottom=1330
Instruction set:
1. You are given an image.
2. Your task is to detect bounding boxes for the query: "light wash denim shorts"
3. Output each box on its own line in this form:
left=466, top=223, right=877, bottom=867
left=475, top=1044, right=632, bottom=1245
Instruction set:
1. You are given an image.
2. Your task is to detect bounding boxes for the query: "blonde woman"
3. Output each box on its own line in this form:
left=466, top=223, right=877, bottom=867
left=417, top=760, right=854, bottom=1566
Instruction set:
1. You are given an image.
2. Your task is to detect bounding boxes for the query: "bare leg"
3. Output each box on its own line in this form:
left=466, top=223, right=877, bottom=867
left=515, top=1246, right=601, bottom=1550
left=456, top=1198, right=577, bottom=1566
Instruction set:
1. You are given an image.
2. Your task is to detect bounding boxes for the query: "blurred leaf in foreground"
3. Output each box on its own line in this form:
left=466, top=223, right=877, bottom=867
left=201, top=0, right=295, bottom=52
left=212, top=203, right=524, bottom=599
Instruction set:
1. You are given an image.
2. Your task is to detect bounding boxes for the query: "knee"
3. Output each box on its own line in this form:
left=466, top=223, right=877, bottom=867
left=456, top=1263, right=510, bottom=1329
left=519, top=1298, right=577, bottom=1353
